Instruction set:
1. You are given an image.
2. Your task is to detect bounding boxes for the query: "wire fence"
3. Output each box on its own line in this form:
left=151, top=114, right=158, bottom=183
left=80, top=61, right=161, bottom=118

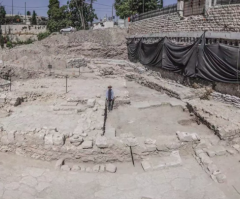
left=132, top=4, right=178, bottom=22
left=216, top=0, right=240, bottom=5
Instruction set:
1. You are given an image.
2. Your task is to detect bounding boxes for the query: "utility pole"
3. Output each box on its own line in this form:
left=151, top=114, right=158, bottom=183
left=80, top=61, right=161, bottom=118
left=12, top=0, right=13, bottom=16
left=143, top=0, right=145, bottom=13
left=25, top=2, right=26, bottom=24
left=90, top=0, right=93, bottom=26
left=112, top=4, right=113, bottom=21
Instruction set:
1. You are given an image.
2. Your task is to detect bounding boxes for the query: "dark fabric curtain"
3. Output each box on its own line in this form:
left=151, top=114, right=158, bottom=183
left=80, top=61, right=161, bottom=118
left=127, top=34, right=240, bottom=83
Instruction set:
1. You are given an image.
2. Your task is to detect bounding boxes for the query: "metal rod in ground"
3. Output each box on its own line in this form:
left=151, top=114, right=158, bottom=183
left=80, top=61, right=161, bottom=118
left=130, top=146, right=135, bottom=166
left=66, top=75, right=68, bottom=93
left=9, top=76, right=11, bottom=91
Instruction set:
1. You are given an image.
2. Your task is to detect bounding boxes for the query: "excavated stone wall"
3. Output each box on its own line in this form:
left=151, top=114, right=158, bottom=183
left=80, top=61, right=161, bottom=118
left=129, top=4, right=240, bottom=35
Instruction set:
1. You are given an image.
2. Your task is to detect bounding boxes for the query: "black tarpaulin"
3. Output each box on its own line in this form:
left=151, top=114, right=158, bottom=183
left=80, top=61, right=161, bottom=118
left=127, top=34, right=240, bottom=83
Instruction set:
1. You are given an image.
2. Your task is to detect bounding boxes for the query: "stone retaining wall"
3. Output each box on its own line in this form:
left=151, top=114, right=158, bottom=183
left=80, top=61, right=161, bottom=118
left=129, top=4, right=240, bottom=35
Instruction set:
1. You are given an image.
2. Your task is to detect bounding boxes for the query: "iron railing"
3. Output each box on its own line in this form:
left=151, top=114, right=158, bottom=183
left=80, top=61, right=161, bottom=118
left=132, top=4, right=178, bottom=22
left=216, top=0, right=240, bottom=5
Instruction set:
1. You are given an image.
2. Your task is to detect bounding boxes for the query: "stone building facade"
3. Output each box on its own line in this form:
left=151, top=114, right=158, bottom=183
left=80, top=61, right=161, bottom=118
left=129, top=2, right=240, bottom=35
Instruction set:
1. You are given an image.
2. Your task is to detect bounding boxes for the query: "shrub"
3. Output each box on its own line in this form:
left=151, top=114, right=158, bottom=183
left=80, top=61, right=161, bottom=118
left=37, top=31, right=51, bottom=41
left=6, top=41, right=13, bottom=48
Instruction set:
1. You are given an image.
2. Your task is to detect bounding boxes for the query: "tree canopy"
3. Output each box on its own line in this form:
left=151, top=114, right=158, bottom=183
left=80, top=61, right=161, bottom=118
left=47, top=0, right=71, bottom=32
left=0, top=6, right=6, bottom=25
left=31, top=10, right=37, bottom=25
left=47, top=0, right=98, bottom=32
left=68, top=0, right=98, bottom=30
left=27, top=11, right=31, bottom=16
left=114, top=0, right=163, bottom=19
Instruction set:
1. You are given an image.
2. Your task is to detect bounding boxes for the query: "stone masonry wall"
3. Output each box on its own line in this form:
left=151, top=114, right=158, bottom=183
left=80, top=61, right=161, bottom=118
left=129, top=4, right=240, bottom=35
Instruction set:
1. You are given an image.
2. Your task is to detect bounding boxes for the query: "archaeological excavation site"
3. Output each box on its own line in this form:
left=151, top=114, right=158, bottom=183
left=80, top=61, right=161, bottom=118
left=1, top=0, right=240, bottom=199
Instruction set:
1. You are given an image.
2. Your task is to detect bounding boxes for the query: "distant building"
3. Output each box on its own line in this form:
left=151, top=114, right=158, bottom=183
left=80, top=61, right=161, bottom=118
left=5, top=14, right=48, bottom=25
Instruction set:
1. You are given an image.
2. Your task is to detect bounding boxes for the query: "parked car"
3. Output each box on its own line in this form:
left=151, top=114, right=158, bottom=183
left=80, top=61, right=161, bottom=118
left=60, top=26, right=75, bottom=33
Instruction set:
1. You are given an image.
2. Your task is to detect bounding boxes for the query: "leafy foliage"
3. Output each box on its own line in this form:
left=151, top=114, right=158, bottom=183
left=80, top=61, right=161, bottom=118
left=68, top=0, right=98, bottom=30
left=6, top=41, right=13, bottom=48
left=37, top=31, right=51, bottom=41
left=114, top=0, right=163, bottom=19
left=5, top=15, right=23, bottom=24
left=31, top=10, right=37, bottom=25
left=0, top=36, right=4, bottom=49
left=0, top=6, right=6, bottom=24
left=47, top=0, right=72, bottom=32
left=27, top=11, right=31, bottom=16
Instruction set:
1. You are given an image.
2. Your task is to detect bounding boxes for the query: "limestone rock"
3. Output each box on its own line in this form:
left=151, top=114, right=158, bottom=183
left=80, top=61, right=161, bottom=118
left=176, top=131, right=200, bottom=142
left=96, top=136, right=108, bottom=148
left=72, top=165, right=80, bottom=171
left=213, top=146, right=226, bottom=156
left=93, top=165, right=100, bottom=172
left=82, top=140, right=93, bottom=149
left=144, top=138, right=156, bottom=145
left=61, top=165, right=71, bottom=171
left=207, top=164, right=219, bottom=174
left=55, top=159, right=65, bottom=169
left=141, top=161, right=152, bottom=171
left=216, top=173, right=227, bottom=183
left=99, top=165, right=105, bottom=172
left=87, top=99, right=96, bottom=108
left=232, top=144, right=240, bottom=152
left=53, top=134, right=65, bottom=146
left=106, top=164, right=117, bottom=173
left=70, top=135, right=84, bottom=146
left=86, top=167, right=93, bottom=172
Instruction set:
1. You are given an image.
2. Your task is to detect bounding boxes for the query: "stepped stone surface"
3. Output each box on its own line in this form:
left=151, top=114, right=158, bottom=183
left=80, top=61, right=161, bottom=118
left=187, top=99, right=240, bottom=140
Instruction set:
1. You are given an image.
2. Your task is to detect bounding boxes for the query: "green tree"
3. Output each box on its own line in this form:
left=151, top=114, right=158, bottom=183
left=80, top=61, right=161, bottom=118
left=0, top=36, right=4, bottom=49
left=68, top=0, right=98, bottom=30
left=114, top=0, right=163, bottom=19
left=31, top=10, right=37, bottom=25
left=47, top=0, right=72, bottom=32
left=27, top=11, right=31, bottom=15
left=0, top=6, right=6, bottom=24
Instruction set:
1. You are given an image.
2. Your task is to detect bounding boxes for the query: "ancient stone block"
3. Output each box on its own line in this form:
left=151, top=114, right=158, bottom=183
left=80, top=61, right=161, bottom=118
left=96, top=136, right=108, bottom=148
left=216, top=173, right=227, bottom=183
left=106, top=164, right=117, bottom=173
left=213, top=146, right=226, bottom=156
left=141, top=161, right=152, bottom=171
left=176, top=131, right=200, bottom=142
left=99, top=165, right=105, bottom=172
left=44, top=134, right=53, bottom=145
left=198, top=153, right=213, bottom=166
left=105, top=127, right=116, bottom=138
left=55, top=159, right=65, bottom=169
left=86, top=167, right=93, bottom=172
left=53, top=134, right=65, bottom=146
left=232, top=144, right=240, bottom=152
left=206, top=149, right=216, bottom=157
left=70, top=135, right=83, bottom=146
left=61, top=165, right=71, bottom=171
left=87, top=99, right=96, bottom=108
left=207, top=164, right=219, bottom=174
left=93, top=165, right=100, bottom=172
left=82, top=140, right=93, bottom=149
left=7, top=131, right=16, bottom=144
